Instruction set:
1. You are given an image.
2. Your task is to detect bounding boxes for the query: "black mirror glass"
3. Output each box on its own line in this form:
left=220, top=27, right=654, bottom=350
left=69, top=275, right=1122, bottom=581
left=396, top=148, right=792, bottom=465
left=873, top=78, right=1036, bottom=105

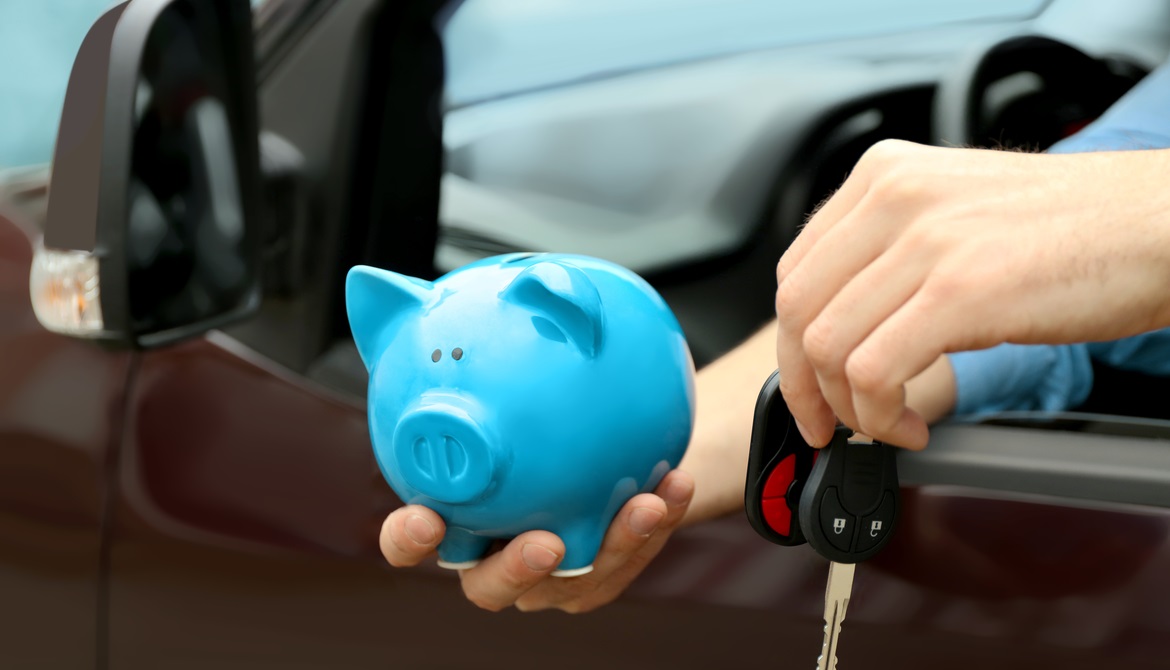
left=127, top=0, right=253, bottom=335
left=37, top=0, right=260, bottom=349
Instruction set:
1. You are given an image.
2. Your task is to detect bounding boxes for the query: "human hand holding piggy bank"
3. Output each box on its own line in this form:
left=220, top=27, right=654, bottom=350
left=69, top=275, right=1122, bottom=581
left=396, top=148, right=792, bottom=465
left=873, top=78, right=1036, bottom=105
left=346, top=252, right=695, bottom=576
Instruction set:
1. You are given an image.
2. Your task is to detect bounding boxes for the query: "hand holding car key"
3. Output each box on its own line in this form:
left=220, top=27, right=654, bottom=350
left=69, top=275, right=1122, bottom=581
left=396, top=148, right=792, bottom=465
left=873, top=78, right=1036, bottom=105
left=745, top=370, right=900, bottom=669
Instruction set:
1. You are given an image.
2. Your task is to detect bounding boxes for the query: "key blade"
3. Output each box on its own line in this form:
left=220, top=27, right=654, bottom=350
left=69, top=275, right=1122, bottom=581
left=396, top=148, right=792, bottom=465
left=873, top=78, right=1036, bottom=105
left=816, top=561, right=856, bottom=670
left=825, top=560, right=855, bottom=622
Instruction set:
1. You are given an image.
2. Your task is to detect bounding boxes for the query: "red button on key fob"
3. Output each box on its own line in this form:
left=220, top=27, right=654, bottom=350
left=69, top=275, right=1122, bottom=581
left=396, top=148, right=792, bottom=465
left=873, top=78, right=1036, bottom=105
left=744, top=370, right=824, bottom=546
left=760, top=455, right=796, bottom=535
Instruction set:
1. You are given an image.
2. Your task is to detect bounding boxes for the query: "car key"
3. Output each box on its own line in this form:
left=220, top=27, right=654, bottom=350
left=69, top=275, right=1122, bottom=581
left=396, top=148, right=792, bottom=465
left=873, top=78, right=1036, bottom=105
left=744, top=371, right=898, bottom=559
left=744, top=371, right=900, bottom=669
left=817, top=560, right=854, bottom=670
left=799, top=431, right=900, bottom=670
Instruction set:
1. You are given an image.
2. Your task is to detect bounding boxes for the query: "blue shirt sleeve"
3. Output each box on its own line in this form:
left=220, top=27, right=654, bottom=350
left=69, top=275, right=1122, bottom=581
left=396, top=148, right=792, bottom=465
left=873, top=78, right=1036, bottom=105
left=949, top=58, right=1170, bottom=418
left=1047, top=57, right=1170, bottom=154
left=950, top=344, right=1094, bottom=415
left=1086, top=330, right=1170, bottom=375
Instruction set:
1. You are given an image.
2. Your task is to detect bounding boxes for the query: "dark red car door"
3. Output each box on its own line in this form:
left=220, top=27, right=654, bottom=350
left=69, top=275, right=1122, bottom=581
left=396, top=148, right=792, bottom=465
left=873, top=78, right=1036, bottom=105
left=99, top=318, right=1170, bottom=670
left=103, top=334, right=801, bottom=669
left=107, top=336, right=392, bottom=667
left=0, top=205, right=130, bottom=668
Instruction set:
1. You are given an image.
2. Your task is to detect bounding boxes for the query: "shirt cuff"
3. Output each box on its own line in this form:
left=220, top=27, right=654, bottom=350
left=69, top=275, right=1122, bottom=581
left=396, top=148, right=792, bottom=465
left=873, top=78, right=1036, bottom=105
left=1048, top=128, right=1170, bottom=154
left=949, top=343, right=1094, bottom=417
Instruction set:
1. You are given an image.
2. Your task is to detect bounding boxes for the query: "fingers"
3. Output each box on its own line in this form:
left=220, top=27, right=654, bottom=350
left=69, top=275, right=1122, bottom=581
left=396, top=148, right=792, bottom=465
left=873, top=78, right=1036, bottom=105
left=776, top=202, right=891, bottom=446
left=773, top=140, right=937, bottom=446
left=774, top=149, right=899, bottom=446
left=380, top=471, right=695, bottom=614
left=773, top=328, right=835, bottom=447
left=515, top=469, right=695, bottom=614
left=576, top=471, right=695, bottom=605
left=776, top=156, right=872, bottom=282
left=529, top=493, right=669, bottom=608
left=380, top=505, right=445, bottom=567
left=804, top=234, right=933, bottom=432
left=458, top=530, right=566, bottom=612
left=845, top=288, right=955, bottom=449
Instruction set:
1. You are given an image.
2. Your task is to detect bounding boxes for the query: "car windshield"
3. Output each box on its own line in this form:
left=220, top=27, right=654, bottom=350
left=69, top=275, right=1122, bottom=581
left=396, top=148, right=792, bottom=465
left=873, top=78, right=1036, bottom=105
left=442, top=0, right=1048, bottom=107
left=0, top=0, right=268, bottom=171
left=2, top=0, right=1048, bottom=170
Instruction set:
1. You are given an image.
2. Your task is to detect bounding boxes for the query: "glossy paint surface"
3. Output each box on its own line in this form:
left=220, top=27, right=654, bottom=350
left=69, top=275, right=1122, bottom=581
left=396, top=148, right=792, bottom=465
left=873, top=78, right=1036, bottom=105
left=0, top=207, right=131, bottom=667
left=108, top=333, right=1170, bottom=668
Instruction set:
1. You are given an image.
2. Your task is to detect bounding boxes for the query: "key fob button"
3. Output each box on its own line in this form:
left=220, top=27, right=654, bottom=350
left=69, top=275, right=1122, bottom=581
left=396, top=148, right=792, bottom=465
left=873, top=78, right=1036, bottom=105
left=761, top=498, right=793, bottom=536
left=762, top=455, right=795, bottom=499
left=856, top=491, right=896, bottom=553
left=759, top=455, right=798, bottom=536
left=819, top=487, right=856, bottom=553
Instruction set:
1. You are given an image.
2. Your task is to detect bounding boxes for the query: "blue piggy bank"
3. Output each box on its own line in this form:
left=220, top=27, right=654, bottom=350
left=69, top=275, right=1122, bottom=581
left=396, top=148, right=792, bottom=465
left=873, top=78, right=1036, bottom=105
left=346, top=252, right=694, bottom=576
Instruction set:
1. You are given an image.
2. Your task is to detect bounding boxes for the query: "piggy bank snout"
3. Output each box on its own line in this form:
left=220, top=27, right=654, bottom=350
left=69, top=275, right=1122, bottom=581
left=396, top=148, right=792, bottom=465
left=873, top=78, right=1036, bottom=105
left=392, top=401, right=498, bottom=504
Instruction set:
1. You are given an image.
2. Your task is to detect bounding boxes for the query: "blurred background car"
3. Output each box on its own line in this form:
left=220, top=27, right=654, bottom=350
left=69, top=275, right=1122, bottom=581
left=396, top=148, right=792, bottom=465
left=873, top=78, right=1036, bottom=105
left=6, top=0, right=1170, bottom=668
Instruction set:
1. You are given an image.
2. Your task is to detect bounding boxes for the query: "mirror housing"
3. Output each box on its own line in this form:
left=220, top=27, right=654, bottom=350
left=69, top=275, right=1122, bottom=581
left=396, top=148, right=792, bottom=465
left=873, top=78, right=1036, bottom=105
left=33, top=0, right=261, bottom=348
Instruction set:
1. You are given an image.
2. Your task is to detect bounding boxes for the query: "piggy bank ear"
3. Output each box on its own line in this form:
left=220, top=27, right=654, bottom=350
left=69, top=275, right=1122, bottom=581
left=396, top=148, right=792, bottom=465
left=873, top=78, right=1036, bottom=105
left=501, top=262, right=604, bottom=357
left=346, top=265, right=434, bottom=370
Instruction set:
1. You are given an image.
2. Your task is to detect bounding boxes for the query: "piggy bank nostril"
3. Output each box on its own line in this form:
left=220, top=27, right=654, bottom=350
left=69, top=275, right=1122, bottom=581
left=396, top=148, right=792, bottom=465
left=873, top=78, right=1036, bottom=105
left=411, top=435, right=468, bottom=481
left=412, top=437, right=436, bottom=480
left=444, top=436, right=468, bottom=478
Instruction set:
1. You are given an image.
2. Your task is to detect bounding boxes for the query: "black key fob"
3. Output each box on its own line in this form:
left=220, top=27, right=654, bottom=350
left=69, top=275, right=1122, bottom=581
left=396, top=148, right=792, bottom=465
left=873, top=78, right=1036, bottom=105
left=745, top=369, right=901, bottom=563
left=798, top=434, right=900, bottom=564
left=744, top=370, right=822, bottom=546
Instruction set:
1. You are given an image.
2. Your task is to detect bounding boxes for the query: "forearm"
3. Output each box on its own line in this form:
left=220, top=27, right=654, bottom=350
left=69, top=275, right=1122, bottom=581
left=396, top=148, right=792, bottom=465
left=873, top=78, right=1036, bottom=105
left=679, top=321, right=778, bottom=526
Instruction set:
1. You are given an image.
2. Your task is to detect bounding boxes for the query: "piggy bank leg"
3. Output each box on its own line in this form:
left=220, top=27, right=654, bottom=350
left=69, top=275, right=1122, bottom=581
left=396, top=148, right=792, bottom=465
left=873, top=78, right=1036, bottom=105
left=551, top=522, right=605, bottom=578
left=436, top=527, right=492, bottom=570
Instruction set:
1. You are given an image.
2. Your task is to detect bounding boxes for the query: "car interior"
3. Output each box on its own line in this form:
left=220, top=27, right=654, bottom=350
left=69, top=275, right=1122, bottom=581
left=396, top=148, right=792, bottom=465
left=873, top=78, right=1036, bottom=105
left=220, top=4, right=1162, bottom=425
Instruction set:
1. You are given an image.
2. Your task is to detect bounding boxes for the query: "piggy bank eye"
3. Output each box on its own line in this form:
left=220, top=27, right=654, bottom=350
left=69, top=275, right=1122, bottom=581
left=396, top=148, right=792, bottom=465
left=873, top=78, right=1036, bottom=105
left=452, top=347, right=464, bottom=361
left=431, top=349, right=442, bottom=362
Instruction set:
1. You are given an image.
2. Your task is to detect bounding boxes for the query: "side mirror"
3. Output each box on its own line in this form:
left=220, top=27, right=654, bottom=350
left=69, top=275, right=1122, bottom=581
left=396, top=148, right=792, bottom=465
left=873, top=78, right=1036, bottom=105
left=32, top=0, right=261, bottom=348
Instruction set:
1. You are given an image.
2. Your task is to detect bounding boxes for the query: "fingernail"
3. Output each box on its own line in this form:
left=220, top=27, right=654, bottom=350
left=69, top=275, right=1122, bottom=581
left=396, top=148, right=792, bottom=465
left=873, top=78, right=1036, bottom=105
left=404, top=514, right=437, bottom=545
left=662, top=477, right=694, bottom=507
left=629, top=507, right=665, bottom=536
left=794, top=419, right=819, bottom=447
left=521, top=543, right=560, bottom=572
